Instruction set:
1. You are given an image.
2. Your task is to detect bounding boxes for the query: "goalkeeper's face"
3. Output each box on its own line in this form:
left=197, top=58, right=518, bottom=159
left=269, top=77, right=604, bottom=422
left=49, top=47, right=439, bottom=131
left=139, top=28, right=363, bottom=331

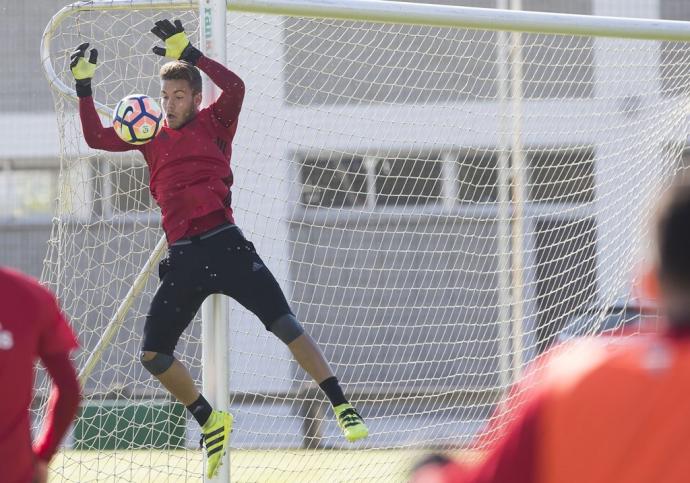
left=161, top=79, right=202, bottom=129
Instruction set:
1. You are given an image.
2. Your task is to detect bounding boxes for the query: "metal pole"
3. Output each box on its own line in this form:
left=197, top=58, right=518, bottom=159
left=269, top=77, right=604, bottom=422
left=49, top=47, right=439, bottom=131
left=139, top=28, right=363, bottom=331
left=199, top=0, right=230, bottom=481
left=508, top=0, right=526, bottom=379
left=495, top=0, right=513, bottom=391
left=496, top=0, right=525, bottom=382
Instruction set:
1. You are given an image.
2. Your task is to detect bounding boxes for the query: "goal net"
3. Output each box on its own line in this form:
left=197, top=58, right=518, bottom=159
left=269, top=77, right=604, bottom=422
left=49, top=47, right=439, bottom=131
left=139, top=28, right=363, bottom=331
left=38, top=0, right=690, bottom=481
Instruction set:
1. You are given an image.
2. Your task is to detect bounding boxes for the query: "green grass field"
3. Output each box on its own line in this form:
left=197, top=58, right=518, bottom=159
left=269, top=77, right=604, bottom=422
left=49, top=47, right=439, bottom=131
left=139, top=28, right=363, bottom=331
left=51, top=449, right=480, bottom=482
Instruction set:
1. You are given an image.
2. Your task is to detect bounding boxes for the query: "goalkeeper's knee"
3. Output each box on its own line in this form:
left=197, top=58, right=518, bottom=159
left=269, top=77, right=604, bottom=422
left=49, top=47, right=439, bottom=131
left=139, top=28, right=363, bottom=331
left=268, top=313, right=305, bottom=344
left=140, top=351, right=174, bottom=375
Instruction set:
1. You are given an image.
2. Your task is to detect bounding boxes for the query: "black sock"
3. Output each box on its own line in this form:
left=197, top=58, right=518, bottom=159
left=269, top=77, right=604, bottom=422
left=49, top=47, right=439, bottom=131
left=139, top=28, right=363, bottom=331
left=319, top=376, right=348, bottom=407
left=186, top=394, right=213, bottom=427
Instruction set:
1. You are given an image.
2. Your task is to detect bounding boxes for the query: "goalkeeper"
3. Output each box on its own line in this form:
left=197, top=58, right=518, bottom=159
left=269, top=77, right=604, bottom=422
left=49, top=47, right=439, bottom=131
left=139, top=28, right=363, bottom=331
left=70, top=19, right=368, bottom=478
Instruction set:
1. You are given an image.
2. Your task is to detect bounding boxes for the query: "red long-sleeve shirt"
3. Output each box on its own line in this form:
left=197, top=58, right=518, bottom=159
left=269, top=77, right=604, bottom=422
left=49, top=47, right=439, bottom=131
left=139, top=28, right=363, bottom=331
left=0, top=267, right=80, bottom=483
left=79, top=55, right=245, bottom=243
left=412, top=330, right=690, bottom=483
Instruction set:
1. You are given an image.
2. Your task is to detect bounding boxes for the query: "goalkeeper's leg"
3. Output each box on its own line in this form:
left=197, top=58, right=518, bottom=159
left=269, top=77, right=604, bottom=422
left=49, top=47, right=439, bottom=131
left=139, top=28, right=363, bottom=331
left=204, top=226, right=369, bottom=442
left=228, top=258, right=369, bottom=442
left=285, top=331, right=369, bottom=442
left=219, top=233, right=370, bottom=442
left=141, top=257, right=232, bottom=479
left=140, top=352, right=233, bottom=478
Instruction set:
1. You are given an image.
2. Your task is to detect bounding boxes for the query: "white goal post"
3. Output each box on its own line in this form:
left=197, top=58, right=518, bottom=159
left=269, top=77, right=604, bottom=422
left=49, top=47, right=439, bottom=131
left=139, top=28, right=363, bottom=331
left=38, top=0, right=690, bottom=481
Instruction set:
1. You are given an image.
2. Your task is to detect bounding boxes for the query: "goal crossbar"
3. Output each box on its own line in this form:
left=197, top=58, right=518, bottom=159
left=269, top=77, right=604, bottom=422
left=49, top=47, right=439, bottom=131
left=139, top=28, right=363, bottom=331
left=230, top=0, right=690, bottom=42
left=43, top=0, right=690, bottom=110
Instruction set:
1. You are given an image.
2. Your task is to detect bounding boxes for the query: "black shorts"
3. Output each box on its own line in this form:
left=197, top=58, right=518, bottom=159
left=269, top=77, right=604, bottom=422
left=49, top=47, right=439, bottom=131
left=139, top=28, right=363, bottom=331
left=142, top=224, right=294, bottom=355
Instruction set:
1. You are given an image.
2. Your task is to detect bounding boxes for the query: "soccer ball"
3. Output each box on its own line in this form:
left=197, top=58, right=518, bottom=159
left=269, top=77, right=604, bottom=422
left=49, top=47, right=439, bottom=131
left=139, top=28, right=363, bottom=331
left=112, top=94, right=163, bottom=145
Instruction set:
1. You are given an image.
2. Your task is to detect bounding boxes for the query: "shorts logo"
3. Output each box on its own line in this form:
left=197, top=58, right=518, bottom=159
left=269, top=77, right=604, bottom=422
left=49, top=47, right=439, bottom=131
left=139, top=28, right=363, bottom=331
left=252, top=262, right=264, bottom=272
left=0, top=323, right=14, bottom=350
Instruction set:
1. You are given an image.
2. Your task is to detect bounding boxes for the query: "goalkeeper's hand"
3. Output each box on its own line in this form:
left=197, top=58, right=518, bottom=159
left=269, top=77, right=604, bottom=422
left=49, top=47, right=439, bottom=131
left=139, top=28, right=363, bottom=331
left=70, top=42, right=98, bottom=98
left=150, top=19, right=202, bottom=65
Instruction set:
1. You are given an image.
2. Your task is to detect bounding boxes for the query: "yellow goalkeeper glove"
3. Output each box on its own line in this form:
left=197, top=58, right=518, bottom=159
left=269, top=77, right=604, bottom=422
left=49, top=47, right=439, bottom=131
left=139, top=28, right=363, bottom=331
left=150, top=19, right=202, bottom=65
left=70, top=42, right=98, bottom=97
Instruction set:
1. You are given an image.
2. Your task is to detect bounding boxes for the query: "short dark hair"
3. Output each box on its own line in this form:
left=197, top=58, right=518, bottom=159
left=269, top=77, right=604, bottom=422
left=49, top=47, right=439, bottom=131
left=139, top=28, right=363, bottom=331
left=160, top=61, right=202, bottom=94
left=656, top=177, right=690, bottom=291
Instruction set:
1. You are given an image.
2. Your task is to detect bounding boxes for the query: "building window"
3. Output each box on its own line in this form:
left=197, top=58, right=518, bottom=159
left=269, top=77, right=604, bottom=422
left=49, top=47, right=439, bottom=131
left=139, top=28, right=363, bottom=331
left=457, top=150, right=499, bottom=203
left=0, top=165, right=59, bottom=219
left=299, top=147, right=594, bottom=211
left=455, top=147, right=595, bottom=205
left=375, top=154, right=443, bottom=206
left=528, top=148, right=595, bottom=204
left=299, top=153, right=367, bottom=208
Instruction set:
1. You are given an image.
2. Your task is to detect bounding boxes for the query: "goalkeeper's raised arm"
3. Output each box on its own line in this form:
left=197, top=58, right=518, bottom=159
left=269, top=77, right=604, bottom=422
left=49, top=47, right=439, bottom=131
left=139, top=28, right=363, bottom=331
left=150, top=19, right=245, bottom=128
left=70, top=43, right=139, bottom=152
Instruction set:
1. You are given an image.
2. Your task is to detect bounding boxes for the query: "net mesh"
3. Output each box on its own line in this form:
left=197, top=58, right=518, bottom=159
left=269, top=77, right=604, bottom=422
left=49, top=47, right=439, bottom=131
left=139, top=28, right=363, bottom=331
left=37, top=1, right=690, bottom=481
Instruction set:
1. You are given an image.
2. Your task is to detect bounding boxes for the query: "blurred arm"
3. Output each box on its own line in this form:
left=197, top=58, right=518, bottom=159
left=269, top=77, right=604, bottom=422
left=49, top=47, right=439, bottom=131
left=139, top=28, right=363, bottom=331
left=33, top=352, right=81, bottom=462
left=410, top=397, right=541, bottom=483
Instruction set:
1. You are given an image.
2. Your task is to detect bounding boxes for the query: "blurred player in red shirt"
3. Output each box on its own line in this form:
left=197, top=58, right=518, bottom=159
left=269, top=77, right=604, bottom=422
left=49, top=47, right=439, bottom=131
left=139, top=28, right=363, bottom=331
left=411, top=179, right=690, bottom=483
left=0, top=267, right=81, bottom=483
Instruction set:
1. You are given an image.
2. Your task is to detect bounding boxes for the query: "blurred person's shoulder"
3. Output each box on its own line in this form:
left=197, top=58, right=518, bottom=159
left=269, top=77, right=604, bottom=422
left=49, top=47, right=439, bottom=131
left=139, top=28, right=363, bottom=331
left=544, top=331, right=682, bottom=397
left=0, top=266, right=59, bottom=322
left=0, top=266, right=45, bottom=299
